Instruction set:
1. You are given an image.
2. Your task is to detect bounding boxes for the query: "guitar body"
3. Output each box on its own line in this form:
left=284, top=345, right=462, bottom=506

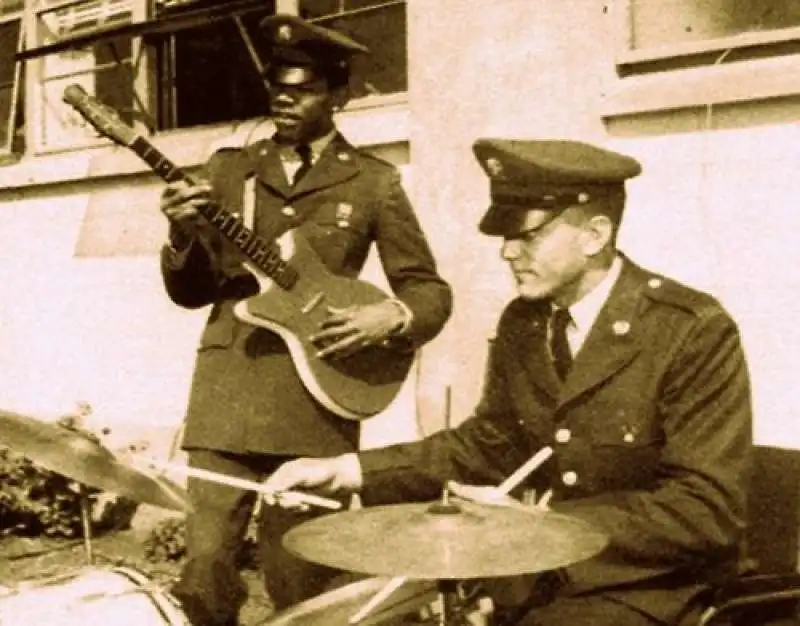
left=233, top=230, right=415, bottom=420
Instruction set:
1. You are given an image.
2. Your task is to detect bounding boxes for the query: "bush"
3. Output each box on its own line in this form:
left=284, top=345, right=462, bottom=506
left=144, top=516, right=259, bottom=570
left=0, top=446, right=88, bottom=537
left=0, top=403, right=138, bottom=538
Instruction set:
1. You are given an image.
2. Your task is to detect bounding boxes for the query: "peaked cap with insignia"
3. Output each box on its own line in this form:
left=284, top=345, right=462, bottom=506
left=259, top=14, right=369, bottom=86
left=472, top=139, right=643, bottom=236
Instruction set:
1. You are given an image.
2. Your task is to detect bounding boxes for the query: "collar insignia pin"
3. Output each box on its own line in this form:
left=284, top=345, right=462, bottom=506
left=612, top=320, right=631, bottom=336
left=277, top=25, right=292, bottom=42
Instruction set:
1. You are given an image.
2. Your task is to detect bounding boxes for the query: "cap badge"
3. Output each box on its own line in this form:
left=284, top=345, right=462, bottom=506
left=485, top=157, right=504, bottom=178
left=612, top=320, right=631, bottom=336
left=277, top=24, right=292, bottom=42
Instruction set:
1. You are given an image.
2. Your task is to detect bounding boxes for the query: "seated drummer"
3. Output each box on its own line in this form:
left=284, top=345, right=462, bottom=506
left=263, top=139, right=753, bottom=626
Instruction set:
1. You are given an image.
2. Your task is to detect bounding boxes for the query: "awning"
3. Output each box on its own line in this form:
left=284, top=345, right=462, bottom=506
left=16, top=0, right=267, bottom=61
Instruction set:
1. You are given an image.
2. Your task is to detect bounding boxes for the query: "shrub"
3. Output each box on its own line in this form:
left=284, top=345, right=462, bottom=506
left=0, top=446, right=87, bottom=537
left=144, top=516, right=259, bottom=569
left=0, top=403, right=138, bottom=538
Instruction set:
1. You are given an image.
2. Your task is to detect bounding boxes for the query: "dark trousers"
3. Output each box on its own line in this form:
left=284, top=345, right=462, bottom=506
left=170, top=449, right=346, bottom=626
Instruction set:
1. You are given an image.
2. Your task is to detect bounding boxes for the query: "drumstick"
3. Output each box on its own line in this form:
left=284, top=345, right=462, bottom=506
left=496, top=445, right=553, bottom=495
left=140, top=458, right=342, bottom=511
left=348, top=445, right=554, bottom=624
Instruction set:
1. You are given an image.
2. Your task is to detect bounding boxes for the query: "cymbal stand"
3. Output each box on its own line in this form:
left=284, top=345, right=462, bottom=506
left=77, top=484, right=94, bottom=565
left=437, top=580, right=459, bottom=625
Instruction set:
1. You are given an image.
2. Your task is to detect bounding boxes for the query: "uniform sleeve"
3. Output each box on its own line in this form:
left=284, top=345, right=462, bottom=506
left=359, top=326, right=534, bottom=505
left=559, top=309, right=752, bottom=590
left=159, top=150, right=237, bottom=309
left=373, top=170, right=453, bottom=348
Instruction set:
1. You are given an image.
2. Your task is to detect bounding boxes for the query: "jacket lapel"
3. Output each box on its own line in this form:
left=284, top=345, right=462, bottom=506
left=291, top=133, right=360, bottom=197
left=515, top=299, right=562, bottom=403
left=557, top=258, right=645, bottom=407
left=245, top=139, right=292, bottom=199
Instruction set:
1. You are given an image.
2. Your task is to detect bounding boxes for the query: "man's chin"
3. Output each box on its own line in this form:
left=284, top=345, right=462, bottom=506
left=516, top=282, right=548, bottom=301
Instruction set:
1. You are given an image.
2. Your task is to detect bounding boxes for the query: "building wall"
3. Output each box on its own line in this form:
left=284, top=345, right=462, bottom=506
left=0, top=0, right=798, bottom=454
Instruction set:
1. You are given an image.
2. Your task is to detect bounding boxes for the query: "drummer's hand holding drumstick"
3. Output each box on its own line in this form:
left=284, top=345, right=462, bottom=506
left=261, top=454, right=363, bottom=511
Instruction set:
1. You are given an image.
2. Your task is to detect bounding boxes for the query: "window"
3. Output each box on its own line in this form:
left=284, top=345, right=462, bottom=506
left=153, top=0, right=274, bottom=130
left=606, top=0, right=800, bottom=117
left=618, top=0, right=800, bottom=71
left=0, top=1, right=24, bottom=155
left=28, top=0, right=145, bottom=151
left=299, top=0, right=407, bottom=100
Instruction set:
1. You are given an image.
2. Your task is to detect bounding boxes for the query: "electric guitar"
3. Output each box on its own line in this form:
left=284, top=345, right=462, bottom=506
left=63, top=84, right=415, bottom=421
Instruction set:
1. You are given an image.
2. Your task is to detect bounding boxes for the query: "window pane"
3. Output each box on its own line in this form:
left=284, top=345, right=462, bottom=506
left=630, top=0, right=800, bottom=50
left=157, top=3, right=275, bottom=129
left=0, top=20, right=20, bottom=85
left=299, top=0, right=407, bottom=97
left=37, top=0, right=133, bottom=42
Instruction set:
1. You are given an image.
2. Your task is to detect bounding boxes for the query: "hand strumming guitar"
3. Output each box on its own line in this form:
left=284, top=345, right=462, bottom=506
left=310, top=299, right=413, bottom=359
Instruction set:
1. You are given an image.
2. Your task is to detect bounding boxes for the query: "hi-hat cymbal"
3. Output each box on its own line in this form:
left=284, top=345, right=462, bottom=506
left=284, top=499, right=608, bottom=580
left=0, top=409, right=191, bottom=513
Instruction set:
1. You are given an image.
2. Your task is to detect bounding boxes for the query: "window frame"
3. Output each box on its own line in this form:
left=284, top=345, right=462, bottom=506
left=0, top=10, right=25, bottom=157
left=604, top=0, right=800, bottom=119
left=24, top=0, right=150, bottom=153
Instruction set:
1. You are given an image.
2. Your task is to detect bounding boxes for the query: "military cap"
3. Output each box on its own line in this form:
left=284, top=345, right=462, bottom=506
left=472, top=139, right=642, bottom=236
left=259, top=14, right=369, bottom=86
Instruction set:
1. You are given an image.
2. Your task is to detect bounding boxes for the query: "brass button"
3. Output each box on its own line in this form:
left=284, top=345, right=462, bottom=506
left=281, top=205, right=296, bottom=217
left=562, top=471, right=578, bottom=486
left=648, top=277, right=663, bottom=289
left=555, top=428, right=571, bottom=444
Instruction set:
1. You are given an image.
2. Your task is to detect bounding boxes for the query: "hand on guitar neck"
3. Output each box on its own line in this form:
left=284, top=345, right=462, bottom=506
left=160, top=180, right=244, bottom=268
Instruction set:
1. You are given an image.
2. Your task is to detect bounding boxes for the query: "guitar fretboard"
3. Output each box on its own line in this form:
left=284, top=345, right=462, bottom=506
left=132, top=137, right=298, bottom=290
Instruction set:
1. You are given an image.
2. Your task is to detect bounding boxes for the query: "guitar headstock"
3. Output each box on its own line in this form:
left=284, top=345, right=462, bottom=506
left=62, top=84, right=139, bottom=147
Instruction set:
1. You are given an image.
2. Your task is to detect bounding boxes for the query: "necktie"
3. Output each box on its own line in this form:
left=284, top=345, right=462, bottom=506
left=292, top=144, right=313, bottom=186
left=550, top=307, right=573, bottom=380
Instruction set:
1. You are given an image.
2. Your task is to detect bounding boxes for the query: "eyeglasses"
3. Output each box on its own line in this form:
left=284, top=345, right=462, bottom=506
left=504, top=208, right=567, bottom=243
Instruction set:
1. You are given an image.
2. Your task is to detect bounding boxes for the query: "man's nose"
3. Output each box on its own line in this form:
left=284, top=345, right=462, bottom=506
left=272, top=89, right=295, bottom=105
left=501, top=238, right=521, bottom=260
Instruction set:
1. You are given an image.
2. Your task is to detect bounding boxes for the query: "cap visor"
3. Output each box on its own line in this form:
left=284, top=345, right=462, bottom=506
left=479, top=205, right=527, bottom=237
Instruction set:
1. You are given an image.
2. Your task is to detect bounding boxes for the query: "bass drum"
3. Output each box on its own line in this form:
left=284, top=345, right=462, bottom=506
left=0, top=566, right=187, bottom=625
left=265, top=576, right=439, bottom=625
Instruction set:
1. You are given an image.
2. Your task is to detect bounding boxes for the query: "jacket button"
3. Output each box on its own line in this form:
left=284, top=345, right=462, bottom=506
left=562, top=471, right=578, bottom=486
left=555, top=428, right=571, bottom=444
left=281, top=205, right=296, bottom=217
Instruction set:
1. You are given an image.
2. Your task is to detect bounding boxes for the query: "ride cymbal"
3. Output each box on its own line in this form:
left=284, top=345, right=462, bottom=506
left=0, top=409, right=190, bottom=513
left=283, top=498, right=607, bottom=580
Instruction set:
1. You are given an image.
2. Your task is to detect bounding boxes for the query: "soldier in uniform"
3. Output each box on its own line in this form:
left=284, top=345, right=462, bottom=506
left=158, top=15, right=452, bottom=626
left=263, top=139, right=753, bottom=626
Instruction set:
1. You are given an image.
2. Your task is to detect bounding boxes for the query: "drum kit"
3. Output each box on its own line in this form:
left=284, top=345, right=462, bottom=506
left=0, top=409, right=610, bottom=625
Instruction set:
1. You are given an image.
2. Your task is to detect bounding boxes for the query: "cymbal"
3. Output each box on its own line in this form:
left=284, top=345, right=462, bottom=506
left=284, top=499, right=608, bottom=580
left=0, top=409, right=191, bottom=513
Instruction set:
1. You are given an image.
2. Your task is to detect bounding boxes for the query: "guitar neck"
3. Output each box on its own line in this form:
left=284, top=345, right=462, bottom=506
left=131, top=136, right=297, bottom=290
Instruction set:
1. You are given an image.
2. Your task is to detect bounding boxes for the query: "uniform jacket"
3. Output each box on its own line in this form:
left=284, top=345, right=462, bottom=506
left=161, top=133, right=452, bottom=456
left=359, top=257, right=752, bottom=624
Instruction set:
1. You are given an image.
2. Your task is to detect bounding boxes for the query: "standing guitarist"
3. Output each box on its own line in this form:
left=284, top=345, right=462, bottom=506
left=158, top=15, right=452, bottom=626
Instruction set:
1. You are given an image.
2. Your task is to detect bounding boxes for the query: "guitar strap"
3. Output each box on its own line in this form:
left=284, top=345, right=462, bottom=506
left=242, top=174, right=257, bottom=230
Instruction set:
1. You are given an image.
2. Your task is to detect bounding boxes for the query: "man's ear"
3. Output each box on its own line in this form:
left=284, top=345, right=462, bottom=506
left=331, top=85, right=351, bottom=111
left=581, top=214, right=614, bottom=257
